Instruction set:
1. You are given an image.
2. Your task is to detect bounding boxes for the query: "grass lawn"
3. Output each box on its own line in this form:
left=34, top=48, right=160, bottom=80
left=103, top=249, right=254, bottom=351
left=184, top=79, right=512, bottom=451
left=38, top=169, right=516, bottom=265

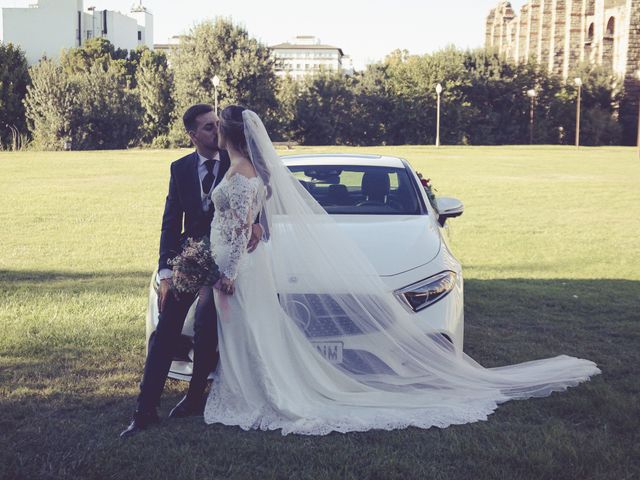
left=0, top=145, right=639, bottom=480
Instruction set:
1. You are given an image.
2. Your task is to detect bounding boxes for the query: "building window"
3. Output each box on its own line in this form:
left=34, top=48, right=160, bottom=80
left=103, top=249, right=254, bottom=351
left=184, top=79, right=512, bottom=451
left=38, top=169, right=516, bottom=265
left=138, top=30, right=142, bottom=41
left=606, top=17, right=615, bottom=37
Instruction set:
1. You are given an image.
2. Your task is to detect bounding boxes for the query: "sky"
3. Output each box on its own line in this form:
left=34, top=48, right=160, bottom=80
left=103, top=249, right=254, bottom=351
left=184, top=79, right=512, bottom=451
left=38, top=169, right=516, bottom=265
left=2, top=0, right=529, bottom=69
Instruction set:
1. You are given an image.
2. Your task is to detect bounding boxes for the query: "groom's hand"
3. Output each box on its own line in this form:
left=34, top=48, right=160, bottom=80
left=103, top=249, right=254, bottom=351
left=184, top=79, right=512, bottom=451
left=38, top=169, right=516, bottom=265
left=247, top=224, right=263, bottom=253
left=219, top=276, right=235, bottom=296
left=158, top=278, right=173, bottom=313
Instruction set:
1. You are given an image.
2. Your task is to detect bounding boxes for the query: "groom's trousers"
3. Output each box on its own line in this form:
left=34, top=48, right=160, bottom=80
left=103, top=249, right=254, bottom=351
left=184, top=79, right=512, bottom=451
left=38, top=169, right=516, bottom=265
left=136, top=288, right=218, bottom=412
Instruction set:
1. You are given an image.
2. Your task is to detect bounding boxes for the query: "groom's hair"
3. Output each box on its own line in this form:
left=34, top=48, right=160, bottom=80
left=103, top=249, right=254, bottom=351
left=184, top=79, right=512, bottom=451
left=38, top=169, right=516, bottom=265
left=183, top=104, right=214, bottom=132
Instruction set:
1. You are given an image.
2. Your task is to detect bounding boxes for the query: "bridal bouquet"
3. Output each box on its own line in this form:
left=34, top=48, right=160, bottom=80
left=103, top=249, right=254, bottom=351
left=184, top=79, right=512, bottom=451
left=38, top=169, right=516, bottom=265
left=168, top=237, right=220, bottom=294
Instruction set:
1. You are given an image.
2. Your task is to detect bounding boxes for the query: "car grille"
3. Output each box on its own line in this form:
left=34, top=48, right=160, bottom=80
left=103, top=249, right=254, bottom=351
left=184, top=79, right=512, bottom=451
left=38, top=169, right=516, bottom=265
left=281, top=294, right=366, bottom=338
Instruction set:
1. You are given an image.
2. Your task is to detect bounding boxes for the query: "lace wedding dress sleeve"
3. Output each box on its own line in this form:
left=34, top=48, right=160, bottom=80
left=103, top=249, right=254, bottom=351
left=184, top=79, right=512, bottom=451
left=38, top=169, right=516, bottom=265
left=214, top=174, right=261, bottom=281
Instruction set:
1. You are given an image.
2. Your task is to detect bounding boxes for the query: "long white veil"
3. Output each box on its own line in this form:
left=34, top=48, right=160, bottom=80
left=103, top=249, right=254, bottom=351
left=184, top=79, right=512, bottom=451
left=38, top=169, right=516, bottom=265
left=242, top=109, right=599, bottom=405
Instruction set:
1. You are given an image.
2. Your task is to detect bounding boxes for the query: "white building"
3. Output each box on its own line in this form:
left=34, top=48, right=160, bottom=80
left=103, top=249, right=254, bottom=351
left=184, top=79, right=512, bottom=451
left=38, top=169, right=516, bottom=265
left=341, top=55, right=354, bottom=76
left=0, top=0, right=153, bottom=65
left=154, top=35, right=182, bottom=57
left=270, top=36, right=347, bottom=79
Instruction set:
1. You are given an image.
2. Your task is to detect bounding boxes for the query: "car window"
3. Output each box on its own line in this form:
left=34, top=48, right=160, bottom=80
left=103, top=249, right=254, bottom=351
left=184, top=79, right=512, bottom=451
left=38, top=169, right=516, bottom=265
left=288, top=165, right=422, bottom=215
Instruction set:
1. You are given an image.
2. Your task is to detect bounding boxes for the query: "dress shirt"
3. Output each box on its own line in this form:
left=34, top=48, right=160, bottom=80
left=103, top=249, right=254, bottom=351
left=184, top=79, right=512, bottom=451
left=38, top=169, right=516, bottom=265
left=197, top=151, right=221, bottom=201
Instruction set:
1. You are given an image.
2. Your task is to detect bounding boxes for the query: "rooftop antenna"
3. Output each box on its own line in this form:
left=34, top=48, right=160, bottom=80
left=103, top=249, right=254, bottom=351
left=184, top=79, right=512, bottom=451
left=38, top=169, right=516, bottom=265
left=131, top=1, right=146, bottom=12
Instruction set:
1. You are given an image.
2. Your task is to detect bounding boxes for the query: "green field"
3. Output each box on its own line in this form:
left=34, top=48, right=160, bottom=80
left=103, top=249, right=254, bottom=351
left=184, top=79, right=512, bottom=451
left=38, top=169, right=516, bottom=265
left=1, top=146, right=639, bottom=480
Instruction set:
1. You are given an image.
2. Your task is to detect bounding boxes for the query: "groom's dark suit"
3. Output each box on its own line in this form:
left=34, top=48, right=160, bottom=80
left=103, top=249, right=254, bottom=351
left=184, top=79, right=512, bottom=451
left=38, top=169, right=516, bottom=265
left=136, top=149, right=230, bottom=413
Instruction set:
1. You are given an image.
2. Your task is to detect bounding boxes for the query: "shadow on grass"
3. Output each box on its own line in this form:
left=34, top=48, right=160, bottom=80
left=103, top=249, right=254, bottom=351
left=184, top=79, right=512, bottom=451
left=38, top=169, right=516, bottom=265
left=0, top=277, right=638, bottom=479
left=0, top=269, right=153, bottom=299
left=0, top=268, right=151, bottom=286
left=463, top=278, right=640, bottom=366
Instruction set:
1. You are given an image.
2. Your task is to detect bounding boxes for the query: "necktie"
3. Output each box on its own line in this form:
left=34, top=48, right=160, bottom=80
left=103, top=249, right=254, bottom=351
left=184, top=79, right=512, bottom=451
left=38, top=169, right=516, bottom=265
left=202, top=159, right=214, bottom=194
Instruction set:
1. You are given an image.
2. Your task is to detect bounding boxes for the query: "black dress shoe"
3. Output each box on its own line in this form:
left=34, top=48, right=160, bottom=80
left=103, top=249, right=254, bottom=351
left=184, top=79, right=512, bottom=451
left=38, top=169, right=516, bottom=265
left=119, top=410, right=160, bottom=438
left=168, top=395, right=205, bottom=419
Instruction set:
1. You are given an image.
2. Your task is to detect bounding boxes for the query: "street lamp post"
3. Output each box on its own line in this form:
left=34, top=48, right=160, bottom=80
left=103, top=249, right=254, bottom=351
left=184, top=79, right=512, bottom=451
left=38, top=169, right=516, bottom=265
left=212, top=75, right=220, bottom=114
left=635, top=70, right=640, bottom=157
left=575, top=77, right=582, bottom=148
left=527, top=88, right=538, bottom=145
left=435, top=83, right=443, bottom=147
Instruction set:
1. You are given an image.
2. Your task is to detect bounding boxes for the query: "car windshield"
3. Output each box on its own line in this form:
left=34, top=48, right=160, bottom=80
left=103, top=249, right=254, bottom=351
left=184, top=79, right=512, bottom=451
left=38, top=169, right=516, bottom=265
left=287, top=165, right=423, bottom=215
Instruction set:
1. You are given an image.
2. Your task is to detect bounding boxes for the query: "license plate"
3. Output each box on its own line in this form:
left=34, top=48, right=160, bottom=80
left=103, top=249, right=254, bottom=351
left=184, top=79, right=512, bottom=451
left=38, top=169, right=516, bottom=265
left=312, top=342, right=343, bottom=364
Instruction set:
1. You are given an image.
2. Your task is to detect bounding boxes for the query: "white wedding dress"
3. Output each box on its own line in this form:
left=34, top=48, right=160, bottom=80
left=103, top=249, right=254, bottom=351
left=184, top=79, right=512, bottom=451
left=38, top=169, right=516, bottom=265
left=203, top=111, right=600, bottom=436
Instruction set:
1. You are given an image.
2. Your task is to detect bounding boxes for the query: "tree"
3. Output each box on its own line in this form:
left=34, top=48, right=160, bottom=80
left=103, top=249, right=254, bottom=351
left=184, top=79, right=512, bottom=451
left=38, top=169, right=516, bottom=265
left=292, top=72, right=355, bottom=145
left=273, top=75, right=300, bottom=142
left=25, top=44, right=142, bottom=150
left=24, top=59, right=77, bottom=150
left=580, top=106, right=622, bottom=145
left=460, top=50, right=531, bottom=144
left=169, top=18, right=278, bottom=145
left=135, top=48, right=175, bottom=144
left=69, top=61, right=142, bottom=149
left=0, top=43, right=30, bottom=149
left=61, top=37, right=139, bottom=85
left=382, top=47, right=470, bottom=145
left=560, top=64, right=622, bottom=145
left=349, top=64, right=394, bottom=146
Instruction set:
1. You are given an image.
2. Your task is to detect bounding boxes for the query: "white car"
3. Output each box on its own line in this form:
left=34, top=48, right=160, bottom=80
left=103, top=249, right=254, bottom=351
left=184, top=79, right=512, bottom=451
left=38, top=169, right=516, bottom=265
left=146, top=154, right=465, bottom=380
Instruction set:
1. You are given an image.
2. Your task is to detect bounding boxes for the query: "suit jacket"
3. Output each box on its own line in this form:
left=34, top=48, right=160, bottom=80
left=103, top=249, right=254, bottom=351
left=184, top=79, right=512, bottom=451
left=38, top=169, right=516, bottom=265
left=158, top=150, right=230, bottom=272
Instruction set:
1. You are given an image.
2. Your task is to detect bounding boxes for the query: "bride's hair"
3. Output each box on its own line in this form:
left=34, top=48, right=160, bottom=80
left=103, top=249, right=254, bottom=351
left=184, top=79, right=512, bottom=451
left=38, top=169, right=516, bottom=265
left=219, top=105, right=249, bottom=157
left=222, top=105, right=273, bottom=199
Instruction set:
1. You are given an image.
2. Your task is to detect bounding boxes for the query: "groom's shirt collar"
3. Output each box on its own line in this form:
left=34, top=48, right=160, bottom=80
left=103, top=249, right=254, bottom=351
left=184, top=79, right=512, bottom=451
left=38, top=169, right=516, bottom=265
left=197, top=150, right=221, bottom=188
left=197, top=151, right=220, bottom=165
left=197, top=150, right=221, bottom=201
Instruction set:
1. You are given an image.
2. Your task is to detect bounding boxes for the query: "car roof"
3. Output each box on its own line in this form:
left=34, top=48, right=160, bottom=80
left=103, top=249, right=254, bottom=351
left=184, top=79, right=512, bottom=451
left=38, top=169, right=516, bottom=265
left=281, top=154, right=406, bottom=169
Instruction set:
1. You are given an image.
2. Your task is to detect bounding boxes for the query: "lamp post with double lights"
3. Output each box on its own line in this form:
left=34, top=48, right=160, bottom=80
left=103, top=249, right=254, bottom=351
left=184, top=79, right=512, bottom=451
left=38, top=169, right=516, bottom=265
left=435, top=83, right=443, bottom=147
left=212, top=75, right=220, bottom=115
left=527, top=88, right=538, bottom=145
left=574, top=77, right=582, bottom=147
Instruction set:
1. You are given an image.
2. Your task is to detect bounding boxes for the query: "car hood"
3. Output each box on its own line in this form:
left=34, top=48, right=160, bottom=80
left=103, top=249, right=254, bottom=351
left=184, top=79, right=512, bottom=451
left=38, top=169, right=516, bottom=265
left=330, top=215, right=441, bottom=276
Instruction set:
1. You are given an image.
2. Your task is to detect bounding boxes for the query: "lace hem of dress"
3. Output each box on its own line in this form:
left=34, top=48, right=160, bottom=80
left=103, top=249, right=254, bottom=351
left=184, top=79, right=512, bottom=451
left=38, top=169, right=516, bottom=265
left=203, top=372, right=594, bottom=436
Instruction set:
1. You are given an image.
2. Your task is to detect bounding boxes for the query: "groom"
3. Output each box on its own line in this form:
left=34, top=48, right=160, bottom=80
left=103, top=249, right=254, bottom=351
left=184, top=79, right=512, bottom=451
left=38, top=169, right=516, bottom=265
left=121, top=103, right=260, bottom=438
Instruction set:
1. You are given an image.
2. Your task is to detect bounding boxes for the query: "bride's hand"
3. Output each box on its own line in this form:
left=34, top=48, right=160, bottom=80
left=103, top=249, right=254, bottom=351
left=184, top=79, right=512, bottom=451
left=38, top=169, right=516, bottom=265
left=247, top=224, right=263, bottom=253
left=219, top=276, right=235, bottom=295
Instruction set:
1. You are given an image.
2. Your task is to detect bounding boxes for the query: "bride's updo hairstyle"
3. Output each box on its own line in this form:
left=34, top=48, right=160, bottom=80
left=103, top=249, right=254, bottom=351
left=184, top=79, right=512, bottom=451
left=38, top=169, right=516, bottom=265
left=220, top=104, right=272, bottom=198
left=219, top=105, right=249, bottom=157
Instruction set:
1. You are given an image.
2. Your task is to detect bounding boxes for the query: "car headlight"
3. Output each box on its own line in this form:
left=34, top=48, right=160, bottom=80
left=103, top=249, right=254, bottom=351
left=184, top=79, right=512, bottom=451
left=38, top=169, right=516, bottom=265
left=394, top=271, right=457, bottom=312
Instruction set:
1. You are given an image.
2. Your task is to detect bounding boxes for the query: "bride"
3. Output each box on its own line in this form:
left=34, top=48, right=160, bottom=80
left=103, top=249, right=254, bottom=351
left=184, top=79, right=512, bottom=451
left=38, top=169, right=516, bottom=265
left=204, top=105, right=600, bottom=435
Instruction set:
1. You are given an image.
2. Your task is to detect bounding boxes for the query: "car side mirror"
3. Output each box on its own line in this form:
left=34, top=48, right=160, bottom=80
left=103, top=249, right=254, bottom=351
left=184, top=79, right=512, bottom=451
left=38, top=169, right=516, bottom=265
left=436, top=197, right=464, bottom=227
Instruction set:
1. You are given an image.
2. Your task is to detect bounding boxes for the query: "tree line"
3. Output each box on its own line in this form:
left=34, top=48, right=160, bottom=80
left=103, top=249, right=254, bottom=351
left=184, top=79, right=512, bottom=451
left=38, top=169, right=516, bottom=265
left=0, top=18, right=629, bottom=150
